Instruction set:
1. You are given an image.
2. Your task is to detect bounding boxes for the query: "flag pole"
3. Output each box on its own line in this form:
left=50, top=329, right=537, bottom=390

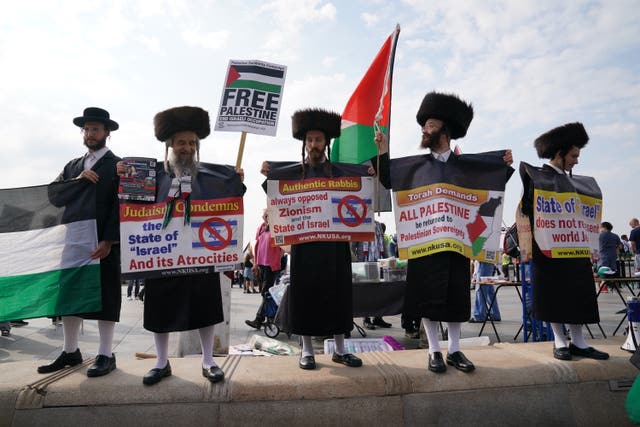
left=235, top=131, right=247, bottom=169
left=373, top=24, right=400, bottom=215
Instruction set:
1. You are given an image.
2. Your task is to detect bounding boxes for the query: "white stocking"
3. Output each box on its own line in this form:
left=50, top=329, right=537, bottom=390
left=568, top=324, right=588, bottom=348
left=97, top=320, right=115, bottom=356
left=198, top=325, right=216, bottom=368
left=61, top=316, right=82, bottom=353
left=422, top=318, right=441, bottom=354
left=551, top=322, right=568, bottom=348
left=447, top=322, right=462, bottom=354
left=301, top=335, right=314, bottom=358
left=153, top=332, right=169, bottom=369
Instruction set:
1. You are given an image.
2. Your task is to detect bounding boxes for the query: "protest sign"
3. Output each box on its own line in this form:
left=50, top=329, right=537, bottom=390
left=265, top=162, right=375, bottom=245
left=120, top=197, right=244, bottom=279
left=391, top=152, right=513, bottom=263
left=214, top=59, right=286, bottom=137
left=520, top=162, right=601, bottom=259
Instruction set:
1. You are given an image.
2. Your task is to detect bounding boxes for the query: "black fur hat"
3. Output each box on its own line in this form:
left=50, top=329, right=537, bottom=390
left=291, top=108, right=341, bottom=141
left=154, top=106, right=210, bottom=142
left=534, top=122, right=589, bottom=159
left=416, top=92, right=473, bottom=140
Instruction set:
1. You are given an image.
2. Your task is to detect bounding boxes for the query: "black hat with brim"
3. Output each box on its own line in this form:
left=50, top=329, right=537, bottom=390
left=534, top=122, right=589, bottom=159
left=73, top=107, right=119, bottom=131
left=416, top=92, right=473, bottom=140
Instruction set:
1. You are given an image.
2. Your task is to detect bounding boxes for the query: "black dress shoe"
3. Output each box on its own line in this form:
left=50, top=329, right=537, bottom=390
left=10, top=320, right=28, bottom=327
left=363, top=319, right=376, bottom=330
left=143, top=361, right=172, bottom=386
left=569, top=343, right=609, bottom=360
left=37, top=349, right=83, bottom=373
left=202, top=365, right=225, bottom=383
left=553, top=346, right=572, bottom=360
left=245, top=319, right=263, bottom=330
left=372, top=317, right=392, bottom=328
left=299, top=355, right=316, bottom=370
left=87, top=353, right=116, bottom=377
left=428, top=352, right=446, bottom=373
left=332, top=353, right=362, bottom=367
left=446, top=351, right=475, bottom=372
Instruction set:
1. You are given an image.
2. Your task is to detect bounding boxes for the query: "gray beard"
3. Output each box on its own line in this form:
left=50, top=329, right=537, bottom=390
left=168, top=150, right=198, bottom=177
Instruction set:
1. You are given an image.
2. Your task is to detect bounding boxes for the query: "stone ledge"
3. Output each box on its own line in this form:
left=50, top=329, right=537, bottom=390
left=1, top=338, right=637, bottom=426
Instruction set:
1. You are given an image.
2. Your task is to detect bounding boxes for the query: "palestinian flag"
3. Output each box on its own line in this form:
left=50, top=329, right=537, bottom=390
left=225, top=63, right=285, bottom=94
left=331, top=24, right=400, bottom=165
left=0, top=181, right=101, bottom=322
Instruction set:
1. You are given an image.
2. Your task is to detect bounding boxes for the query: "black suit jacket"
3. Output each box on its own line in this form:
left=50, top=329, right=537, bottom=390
left=53, top=150, right=121, bottom=242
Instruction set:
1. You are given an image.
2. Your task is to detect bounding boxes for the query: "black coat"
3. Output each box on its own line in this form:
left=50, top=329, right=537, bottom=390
left=521, top=164, right=599, bottom=324
left=143, top=163, right=244, bottom=333
left=54, top=150, right=122, bottom=321
left=267, top=161, right=367, bottom=336
left=376, top=151, right=513, bottom=322
left=401, top=154, right=471, bottom=321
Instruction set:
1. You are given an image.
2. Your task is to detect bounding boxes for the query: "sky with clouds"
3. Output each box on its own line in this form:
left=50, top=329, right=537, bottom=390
left=1, top=0, right=638, bottom=246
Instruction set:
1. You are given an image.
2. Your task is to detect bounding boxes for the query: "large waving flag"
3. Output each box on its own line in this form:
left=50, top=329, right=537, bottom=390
left=0, top=181, right=101, bottom=322
left=331, top=24, right=400, bottom=164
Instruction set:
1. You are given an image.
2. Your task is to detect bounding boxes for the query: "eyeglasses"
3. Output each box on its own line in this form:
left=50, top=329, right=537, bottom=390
left=81, top=126, right=104, bottom=134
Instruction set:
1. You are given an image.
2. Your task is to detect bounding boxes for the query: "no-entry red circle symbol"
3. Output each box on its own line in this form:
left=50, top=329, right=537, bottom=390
left=337, top=195, right=367, bottom=227
left=198, top=217, right=232, bottom=251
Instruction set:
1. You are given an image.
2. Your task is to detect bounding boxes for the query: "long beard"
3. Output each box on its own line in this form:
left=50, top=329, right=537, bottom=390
left=168, top=150, right=198, bottom=177
left=306, top=148, right=326, bottom=166
left=84, top=136, right=107, bottom=150
left=420, top=129, right=444, bottom=150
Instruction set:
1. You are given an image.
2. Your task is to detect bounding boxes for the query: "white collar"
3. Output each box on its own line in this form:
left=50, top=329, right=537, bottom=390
left=87, top=146, right=109, bottom=162
left=432, top=149, right=452, bottom=162
left=546, top=161, right=566, bottom=175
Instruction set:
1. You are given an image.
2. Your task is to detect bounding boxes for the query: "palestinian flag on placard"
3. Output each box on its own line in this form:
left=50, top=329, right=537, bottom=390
left=0, top=181, right=101, bottom=322
left=331, top=24, right=400, bottom=165
left=225, top=63, right=284, bottom=94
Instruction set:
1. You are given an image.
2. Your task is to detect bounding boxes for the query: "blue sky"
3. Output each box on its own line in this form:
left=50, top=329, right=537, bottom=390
left=1, top=0, right=638, bottom=244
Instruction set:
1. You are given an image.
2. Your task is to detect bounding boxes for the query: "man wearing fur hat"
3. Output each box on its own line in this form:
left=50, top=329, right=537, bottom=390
left=118, top=106, right=245, bottom=385
left=374, top=92, right=513, bottom=374
left=38, top=107, right=122, bottom=378
left=261, top=108, right=369, bottom=370
left=520, top=123, right=608, bottom=361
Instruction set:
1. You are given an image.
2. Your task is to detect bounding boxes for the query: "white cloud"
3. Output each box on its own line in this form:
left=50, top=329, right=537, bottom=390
left=322, top=56, right=336, bottom=67
left=361, top=12, right=380, bottom=27
left=181, top=29, right=230, bottom=50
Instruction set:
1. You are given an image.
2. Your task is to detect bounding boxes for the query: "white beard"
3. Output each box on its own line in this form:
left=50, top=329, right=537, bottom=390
left=168, top=150, right=198, bottom=177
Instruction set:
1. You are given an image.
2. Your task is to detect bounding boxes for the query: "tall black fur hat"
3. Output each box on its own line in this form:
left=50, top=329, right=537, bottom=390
left=416, top=92, right=473, bottom=140
left=154, top=106, right=210, bottom=142
left=291, top=108, right=341, bottom=141
left=534, top=122, right=589, bottom=159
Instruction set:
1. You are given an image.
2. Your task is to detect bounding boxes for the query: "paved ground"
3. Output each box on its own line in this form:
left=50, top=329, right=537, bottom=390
left=1, top=282, right=637, bottom=364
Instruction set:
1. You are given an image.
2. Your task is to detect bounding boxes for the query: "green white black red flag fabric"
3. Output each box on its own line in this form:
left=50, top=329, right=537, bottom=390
left=0, top=181, right=101, bottom=322
left=390, top=151, right=514, bottom=263
left=331, top=25, right=400, bottom=165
